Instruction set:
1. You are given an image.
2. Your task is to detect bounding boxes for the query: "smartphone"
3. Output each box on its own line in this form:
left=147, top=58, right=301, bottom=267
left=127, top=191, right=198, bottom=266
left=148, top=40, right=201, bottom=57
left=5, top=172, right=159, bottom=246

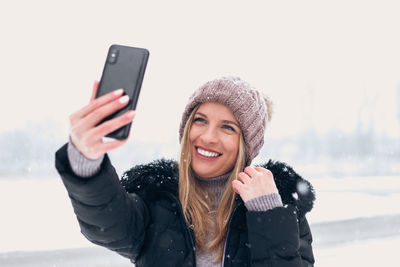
left=95, top=44, right=149, bottom=140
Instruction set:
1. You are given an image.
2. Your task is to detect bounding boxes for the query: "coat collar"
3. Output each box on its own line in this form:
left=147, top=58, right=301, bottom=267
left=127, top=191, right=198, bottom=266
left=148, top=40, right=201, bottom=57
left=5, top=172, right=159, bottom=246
left=120, top=159, right=315, bottom=217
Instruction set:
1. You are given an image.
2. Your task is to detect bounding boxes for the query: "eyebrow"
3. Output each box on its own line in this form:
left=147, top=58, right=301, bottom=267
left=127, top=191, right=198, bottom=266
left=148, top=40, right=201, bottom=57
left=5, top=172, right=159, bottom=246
left=195, top=112, right=240, bottom=128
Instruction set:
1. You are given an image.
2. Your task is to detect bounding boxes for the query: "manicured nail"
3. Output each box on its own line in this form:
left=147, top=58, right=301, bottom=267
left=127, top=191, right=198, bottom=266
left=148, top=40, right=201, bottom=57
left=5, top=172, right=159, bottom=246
left=113, top=88, right=124, bottom=96
left=119, top=95, right=129, bottom=103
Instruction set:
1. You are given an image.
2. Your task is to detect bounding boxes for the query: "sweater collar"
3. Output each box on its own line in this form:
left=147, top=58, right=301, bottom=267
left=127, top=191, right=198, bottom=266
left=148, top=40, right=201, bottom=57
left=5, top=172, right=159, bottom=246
left=193, top=170, right=231, bottom=189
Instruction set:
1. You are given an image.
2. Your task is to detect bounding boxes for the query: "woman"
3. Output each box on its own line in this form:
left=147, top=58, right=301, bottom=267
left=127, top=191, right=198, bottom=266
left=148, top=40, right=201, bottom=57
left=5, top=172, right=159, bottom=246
left=55, top=76, right=316, bottom=266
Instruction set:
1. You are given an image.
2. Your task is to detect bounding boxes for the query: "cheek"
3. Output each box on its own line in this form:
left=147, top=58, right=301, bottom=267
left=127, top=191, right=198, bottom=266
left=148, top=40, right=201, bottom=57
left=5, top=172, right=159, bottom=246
left=225, top=135, right=240, bottom=155
left=188, top=127, right=198, bottom=143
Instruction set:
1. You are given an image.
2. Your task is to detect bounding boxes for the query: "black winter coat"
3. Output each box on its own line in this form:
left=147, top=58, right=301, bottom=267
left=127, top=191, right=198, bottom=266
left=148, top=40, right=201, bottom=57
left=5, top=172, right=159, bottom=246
left=55, top=143, right=316, bottom=266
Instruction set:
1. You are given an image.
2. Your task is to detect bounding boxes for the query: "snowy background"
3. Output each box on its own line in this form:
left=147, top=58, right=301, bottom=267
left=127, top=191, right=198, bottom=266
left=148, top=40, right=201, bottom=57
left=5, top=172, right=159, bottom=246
left=1, top=0, right=400, bottom=266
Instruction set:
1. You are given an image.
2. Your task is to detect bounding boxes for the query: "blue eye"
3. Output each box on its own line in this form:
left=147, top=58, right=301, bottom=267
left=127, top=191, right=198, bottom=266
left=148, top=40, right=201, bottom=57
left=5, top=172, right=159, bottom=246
left=222, top=125, right=235, bottom=132
left=194, top=117, right=206, bottom=123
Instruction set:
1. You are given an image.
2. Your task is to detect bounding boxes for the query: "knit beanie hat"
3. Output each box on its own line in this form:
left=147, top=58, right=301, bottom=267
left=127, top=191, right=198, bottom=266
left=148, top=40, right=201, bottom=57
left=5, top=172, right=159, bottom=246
left=179, top=76, right=268, bottom=165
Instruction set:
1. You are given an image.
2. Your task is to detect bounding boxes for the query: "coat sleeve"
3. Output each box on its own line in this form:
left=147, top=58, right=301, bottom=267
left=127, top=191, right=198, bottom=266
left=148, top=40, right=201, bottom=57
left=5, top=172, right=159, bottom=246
left=246, top=204, right=315, bottom=267
left=55, top=143, right=150, bottom=261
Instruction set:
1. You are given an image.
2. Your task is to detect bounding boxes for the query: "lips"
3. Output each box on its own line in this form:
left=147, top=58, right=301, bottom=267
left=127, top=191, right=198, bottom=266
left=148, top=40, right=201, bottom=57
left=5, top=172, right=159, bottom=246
left=195, top=146, right=222, bottom=158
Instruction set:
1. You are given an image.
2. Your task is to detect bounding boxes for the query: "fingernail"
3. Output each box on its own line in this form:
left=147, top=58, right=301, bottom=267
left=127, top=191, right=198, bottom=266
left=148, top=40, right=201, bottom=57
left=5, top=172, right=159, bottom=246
left=114, top=89, right=124, bottom=96
left=127, top=110, right=135, bottom=117
left=119, top=95, right=129, bottom=103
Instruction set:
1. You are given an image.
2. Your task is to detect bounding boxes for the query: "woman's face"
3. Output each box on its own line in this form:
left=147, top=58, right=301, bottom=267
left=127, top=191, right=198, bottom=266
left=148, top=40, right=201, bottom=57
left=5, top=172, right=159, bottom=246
left=189, top=102, right=241, bottom=178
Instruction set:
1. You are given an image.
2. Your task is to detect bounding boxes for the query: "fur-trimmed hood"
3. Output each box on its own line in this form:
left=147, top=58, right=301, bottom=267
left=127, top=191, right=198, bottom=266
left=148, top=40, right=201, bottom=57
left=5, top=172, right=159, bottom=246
left=121, top=159, right=315, bottom=217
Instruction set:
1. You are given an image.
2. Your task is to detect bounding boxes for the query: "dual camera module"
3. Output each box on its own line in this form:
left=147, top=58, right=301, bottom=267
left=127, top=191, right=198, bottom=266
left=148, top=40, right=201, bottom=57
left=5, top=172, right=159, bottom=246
left=107, top=48, right=119, bottom=64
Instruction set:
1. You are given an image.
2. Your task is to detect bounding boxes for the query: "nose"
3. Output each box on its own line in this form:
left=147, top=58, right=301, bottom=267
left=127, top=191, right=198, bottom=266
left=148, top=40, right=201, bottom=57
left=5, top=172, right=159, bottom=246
left=199, top=125, right=218, bottom=144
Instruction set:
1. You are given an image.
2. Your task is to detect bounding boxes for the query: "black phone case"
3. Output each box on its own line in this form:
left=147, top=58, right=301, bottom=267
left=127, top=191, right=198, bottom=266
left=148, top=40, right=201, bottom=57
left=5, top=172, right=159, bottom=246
left=95, top=44, right=149, bottom=140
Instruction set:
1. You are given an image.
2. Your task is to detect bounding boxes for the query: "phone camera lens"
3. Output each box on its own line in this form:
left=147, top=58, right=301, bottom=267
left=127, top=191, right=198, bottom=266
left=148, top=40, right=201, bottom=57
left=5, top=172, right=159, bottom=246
left=108, top=48, right=119, bottom=64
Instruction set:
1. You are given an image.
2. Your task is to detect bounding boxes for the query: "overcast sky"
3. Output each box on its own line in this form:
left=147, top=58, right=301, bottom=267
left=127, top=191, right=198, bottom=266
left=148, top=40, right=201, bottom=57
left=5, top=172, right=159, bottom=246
left=1, top=0, right=399, bottom=147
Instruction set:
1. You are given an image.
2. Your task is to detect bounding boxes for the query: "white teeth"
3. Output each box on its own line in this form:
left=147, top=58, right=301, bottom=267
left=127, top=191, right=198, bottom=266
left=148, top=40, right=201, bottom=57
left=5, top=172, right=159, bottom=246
left=197, top=148, right=220, bottom=158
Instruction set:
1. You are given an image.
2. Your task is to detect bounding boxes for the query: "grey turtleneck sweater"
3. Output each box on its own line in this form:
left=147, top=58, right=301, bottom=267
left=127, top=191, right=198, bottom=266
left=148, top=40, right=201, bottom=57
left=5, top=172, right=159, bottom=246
left=66, top=140, right=283, bottom=267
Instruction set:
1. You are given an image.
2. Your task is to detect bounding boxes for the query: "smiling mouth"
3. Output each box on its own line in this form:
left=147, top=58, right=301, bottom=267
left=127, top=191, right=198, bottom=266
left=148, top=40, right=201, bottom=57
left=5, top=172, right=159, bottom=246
left=196, top=147, right=222, bottom=158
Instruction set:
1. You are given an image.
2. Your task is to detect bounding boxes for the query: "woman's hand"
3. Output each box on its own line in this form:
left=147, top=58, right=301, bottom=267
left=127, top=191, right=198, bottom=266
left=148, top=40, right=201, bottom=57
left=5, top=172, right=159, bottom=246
left=232, top=166, right=279, bottom=202
left=69, top=81, right=136, bottom=160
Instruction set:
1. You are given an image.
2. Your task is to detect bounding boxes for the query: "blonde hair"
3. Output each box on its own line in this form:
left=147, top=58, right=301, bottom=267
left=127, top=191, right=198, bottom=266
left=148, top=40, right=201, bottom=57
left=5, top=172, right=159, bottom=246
left=179, top=105, right=246, bottom=262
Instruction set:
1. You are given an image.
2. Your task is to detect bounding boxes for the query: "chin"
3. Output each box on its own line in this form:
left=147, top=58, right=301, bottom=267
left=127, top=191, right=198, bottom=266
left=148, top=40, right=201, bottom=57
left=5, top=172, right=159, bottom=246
left=192, top=165, right=214, bottom=178
left=191, top=161, right=222, bottom=178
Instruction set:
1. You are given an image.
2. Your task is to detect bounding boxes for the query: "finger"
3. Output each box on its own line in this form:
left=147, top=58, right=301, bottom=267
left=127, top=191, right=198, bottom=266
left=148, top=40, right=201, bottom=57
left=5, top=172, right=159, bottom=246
left=85, top=131, right=131, bottom=158
left=90, top=80, right=100, bottom=102
left=232, top=180, right=245, bottom=194
left=75, top=94, right=130, bottom=131
left=238, top=172, right=251, bottom=184
left=96, top=136, right=130, bottom=154
left=255, top=167, right=272, bottom=176
left=87, top=110, right=135, bottom=140
left=71, top=87, right=125, bottom=122
left=243, top=166, right=259, bottom=178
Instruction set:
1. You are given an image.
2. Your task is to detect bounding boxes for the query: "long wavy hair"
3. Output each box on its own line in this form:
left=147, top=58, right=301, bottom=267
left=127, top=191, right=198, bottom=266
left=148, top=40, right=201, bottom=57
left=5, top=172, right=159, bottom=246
left=178, top=105, right=246, bottom=262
